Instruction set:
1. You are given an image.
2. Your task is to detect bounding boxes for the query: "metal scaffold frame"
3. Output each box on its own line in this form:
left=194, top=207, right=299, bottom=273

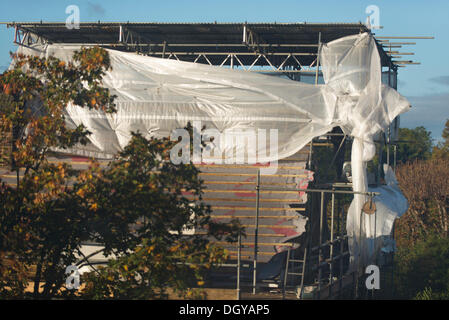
left=231, top=170, right=386, bottom=300
left=2, top=21, right=401, bottom=73
left=1, top=21, right=428, bottom=300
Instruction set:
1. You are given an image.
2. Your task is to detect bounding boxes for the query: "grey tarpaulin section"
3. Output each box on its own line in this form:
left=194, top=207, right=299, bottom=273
left=13, top=32, right=410, bottom=270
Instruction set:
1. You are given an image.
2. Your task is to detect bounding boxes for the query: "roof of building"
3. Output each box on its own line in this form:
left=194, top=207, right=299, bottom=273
left=5, top=22, right=396, bottom=68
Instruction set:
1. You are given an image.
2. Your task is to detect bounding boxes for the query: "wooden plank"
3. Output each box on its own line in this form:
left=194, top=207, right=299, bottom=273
left=240, top=225, right=296, bottom=229
left=203, top=181, right=298, bottom=186
left=44, top=160, right=306, bottom=171
left=1, top=172, right=308, bottom=179
left=210, top=206, right=305, bottom=211
left=227, top=251, right=276, bottom=256
left=189, top=197, right=304, bottom=203
left=196, top=232, right=285, bottom=238
left=202, top=189, right=303, bottom=194
left=216, top=242, right=294, bottom=247
left=210, top=215, right=299, bottom=219
left=196, top=164, right=305, bottom=170
left=199, top=172, right=307, bottom=178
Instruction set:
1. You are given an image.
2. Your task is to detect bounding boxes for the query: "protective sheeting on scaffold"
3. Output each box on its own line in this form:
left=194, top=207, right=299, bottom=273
left=347, top=164, right=408, bottom=270
left=12, top=32, right=410, bottom=271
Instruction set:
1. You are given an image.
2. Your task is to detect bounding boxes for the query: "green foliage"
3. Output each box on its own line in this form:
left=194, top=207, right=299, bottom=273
left=432, top=119, right=449, bottom=160
left=0, top=47, right=116, bottom=170
left=81, top=237, right=226, bottom=299
left=391, top=157, right=449, bottom=300
left=0, top=49, right=242, bottom=299
left=77, top=133, right=242, bottom=299
left=0, top=47, right=115, bottom=299
left=395, top=126, right=433, bottom=163
left=395, top=236, right=449, bottom=299
left=414, top=286, right=449, bottom=300
left=310, top=142, right=338, bottom=184
left=395, top=159, right=449, bottom=246
left=0, top=250, right=28, bottom=298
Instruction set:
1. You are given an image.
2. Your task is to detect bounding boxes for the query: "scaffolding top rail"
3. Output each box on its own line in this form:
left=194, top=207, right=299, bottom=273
left=3, top=21, right=400, bottom=69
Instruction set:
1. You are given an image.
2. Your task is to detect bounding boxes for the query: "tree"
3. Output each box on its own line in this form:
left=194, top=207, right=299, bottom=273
left=78, top=133, right=241, bottom=299
left=432, top=119, right=449, bottom=159
left=392, top=159, right=449, bottom=300
left=394, top=126, right=433, bottom=163
left=394, top=159, right=449, bottom=246
left=394, top=236, right=449, bottom=299
left=0, top=47, right=116, bottom=298
left=0, top=49, right=241, bottom=299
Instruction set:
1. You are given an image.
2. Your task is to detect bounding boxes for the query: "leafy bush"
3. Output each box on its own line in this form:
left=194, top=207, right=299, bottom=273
left=395, top=159, right=449, bottom=246
left=395, top=236, right=449, bottom=299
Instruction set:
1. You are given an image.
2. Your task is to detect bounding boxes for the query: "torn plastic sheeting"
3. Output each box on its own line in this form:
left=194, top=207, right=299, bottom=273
left=347, top=165, right=408, bottom=270
left=13, top=32, right=411, bottom=266
left=14, top=32, right=410, bottom=164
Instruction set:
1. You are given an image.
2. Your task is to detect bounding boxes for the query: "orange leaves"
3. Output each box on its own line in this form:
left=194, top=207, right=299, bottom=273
left=2, top=83, right=11, bottom=95
left=1, top=47, right=115, bottom=173
left=0, top=47, right=120, bottom=299
left=22, top=164, right=71, bottom=208
left=147, top=245, right=156, bottom=254
left=77, top=167, right=96, bottom=184
left=73, top=47, right=111, bottom=75
left=95, top=52, right=104, bottom=64
left=168, top=244, right=181, bottom=253
left=32, top=193, right=45, bottom=206
left=57, top=164, right=66, bottom=179
left=75, top=186, right=84, bottom=196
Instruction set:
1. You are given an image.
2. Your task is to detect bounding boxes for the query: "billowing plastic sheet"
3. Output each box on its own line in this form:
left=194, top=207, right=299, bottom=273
left=14, top=32, right=410, bottom=268
left=347, top=165, right=408, bottom=269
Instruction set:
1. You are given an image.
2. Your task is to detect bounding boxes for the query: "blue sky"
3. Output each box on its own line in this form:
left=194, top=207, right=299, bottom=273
left=0, top=0, right=448, bottom=143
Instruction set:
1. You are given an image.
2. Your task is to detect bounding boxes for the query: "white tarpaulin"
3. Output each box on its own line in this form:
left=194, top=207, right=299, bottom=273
left=347, top=164, right=409, bottom=269
left=14, top=32, right=410, bottom=268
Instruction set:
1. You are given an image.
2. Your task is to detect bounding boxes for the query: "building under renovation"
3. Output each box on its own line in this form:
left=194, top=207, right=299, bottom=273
left=1, top=22, right=421, bottom=299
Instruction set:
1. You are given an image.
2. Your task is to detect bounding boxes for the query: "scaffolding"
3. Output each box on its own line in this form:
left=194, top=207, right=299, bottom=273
left=228, top=169, right=386, bottom=300
left=0, top=21, right=427, bottom=299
